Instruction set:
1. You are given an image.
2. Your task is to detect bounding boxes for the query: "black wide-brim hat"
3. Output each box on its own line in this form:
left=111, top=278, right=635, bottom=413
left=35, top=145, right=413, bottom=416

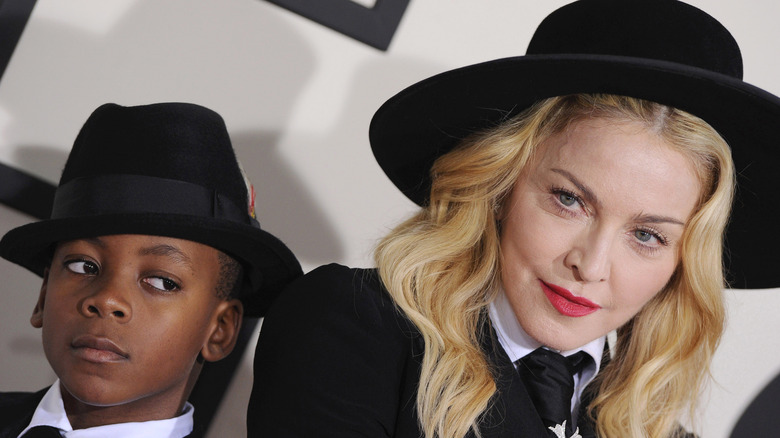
left=0, top=102, right=302, bottom=316
left=369, top=0, right=780, bottom=289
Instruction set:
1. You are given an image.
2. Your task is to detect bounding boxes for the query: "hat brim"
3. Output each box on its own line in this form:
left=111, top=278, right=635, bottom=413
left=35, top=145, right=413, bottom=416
left=369, top=54, right=780, bottom=289
left=0, top=213, right=301, bottom=317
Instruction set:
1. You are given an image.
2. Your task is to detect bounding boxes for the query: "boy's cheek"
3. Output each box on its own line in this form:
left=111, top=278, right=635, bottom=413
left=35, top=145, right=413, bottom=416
left=30, top=276, right=49, bottom=328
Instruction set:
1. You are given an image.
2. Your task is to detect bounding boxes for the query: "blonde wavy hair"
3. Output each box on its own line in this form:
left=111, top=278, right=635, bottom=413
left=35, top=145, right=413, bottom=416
left=374, top=94, right=734, bottom=438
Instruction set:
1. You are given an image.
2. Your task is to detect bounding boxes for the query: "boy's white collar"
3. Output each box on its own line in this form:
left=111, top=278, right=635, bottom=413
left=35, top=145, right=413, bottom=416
left=18, top=380, right=194, bottom=438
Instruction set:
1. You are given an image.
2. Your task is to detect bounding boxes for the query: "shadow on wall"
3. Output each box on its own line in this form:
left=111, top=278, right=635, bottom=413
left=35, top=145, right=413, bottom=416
left=229, top=51, right=454, bottom=268
left=233, top=131, right=345, bottom=266
left=0, top=0, right=340, bottom=268
left=730, top=369, right=780, bottom=437
left=0, top=0, right=351, bottom=256
left=0, top=0, right=319, bottom=179
left=234, top=55, right=453, bottom=272
left=13, top=145, right=65, bottom=184
left=0, top=147, right=62, bottom=389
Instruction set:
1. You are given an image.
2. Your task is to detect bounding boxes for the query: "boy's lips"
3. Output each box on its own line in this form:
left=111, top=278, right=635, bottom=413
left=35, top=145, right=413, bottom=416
left=71, top=335, right=129, bottom=363
left=540, top=280, right=601, bottom=317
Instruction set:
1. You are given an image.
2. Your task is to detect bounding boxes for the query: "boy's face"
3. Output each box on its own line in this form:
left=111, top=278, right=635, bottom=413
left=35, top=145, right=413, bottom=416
left=31, top=234, right=242, bottom=424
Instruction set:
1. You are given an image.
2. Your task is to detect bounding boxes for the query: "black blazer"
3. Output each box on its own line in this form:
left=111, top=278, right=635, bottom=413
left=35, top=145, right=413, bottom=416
left=0, top=389, right=46, bottom=438
left=249, top=264, right=597, bottom=437
left=0, top=388, right=198, bottom=438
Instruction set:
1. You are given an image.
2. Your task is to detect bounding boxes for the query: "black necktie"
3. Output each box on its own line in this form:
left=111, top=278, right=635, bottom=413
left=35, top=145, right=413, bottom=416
left=516, top=348, right=591, bottom=436
left=21, top=426, right=63, bottom=438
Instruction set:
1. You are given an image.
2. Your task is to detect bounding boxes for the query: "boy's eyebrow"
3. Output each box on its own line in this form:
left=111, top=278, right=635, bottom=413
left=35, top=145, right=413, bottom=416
left=82, top=236, right=107, bottom=247
left=139, top=244, right=194, bottom=271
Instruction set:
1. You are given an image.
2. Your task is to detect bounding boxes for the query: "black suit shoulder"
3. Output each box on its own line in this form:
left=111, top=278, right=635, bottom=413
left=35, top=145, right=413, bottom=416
left=0, top=388, right=45, bottom=410
left=258, top=263, right=418, bottom=345
left=248, top=264, right=556, bottom=438
left=249, top=263, right=424, bottom=437
left=0, top=388, right=47, bottom=438
left=247, top=264, right=621, bottom=438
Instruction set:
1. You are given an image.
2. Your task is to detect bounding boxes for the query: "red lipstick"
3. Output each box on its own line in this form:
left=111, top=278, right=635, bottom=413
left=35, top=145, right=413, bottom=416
left=540, top=280, right=600, bottom=317
left=71, top=335, right=129, bottom=363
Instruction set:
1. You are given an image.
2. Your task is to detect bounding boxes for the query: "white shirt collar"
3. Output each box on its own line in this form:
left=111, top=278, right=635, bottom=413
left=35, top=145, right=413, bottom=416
left=488, top=287, right=606, bottom=423
left=489, top=286, right=606, bottom=369
left=18, top=380, right=194, bottom=438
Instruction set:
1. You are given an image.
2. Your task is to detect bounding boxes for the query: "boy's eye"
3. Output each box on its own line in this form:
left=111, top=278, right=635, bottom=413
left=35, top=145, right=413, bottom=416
left=143, top=277, right=180, bottom=292
left=65, top=260, right=99, bottom=275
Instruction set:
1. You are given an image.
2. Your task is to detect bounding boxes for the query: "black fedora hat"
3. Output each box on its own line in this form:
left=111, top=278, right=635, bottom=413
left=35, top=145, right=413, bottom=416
left=0, top=102, right=302, bottom=316
left=369, top=0, right=780, bottom=289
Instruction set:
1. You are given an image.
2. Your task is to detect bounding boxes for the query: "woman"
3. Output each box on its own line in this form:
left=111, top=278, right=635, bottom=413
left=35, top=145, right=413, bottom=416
left=249, top=1, right=780, bottom=437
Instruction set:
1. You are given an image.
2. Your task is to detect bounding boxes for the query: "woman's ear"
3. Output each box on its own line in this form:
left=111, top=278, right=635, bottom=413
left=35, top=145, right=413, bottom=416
left=200, top=299, right=244, bottom=362
left=30, top=268, right=49, bottom=328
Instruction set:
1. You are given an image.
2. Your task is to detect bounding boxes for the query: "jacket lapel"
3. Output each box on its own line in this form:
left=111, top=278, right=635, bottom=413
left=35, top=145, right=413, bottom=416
left=477, top=321, right=551, bottom=438
left=478, top=320, right=613, bottom=438
left=0, top=388, right=47, bottom=438
left=575, top=385, right=597, bottom=438
left=575, top=340, right=611, bottom=438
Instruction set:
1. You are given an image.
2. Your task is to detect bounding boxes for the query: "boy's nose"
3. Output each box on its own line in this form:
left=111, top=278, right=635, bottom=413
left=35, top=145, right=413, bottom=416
left=564, top=228, right=612, bottom=283
left=80, top=281, right=132, bottom=321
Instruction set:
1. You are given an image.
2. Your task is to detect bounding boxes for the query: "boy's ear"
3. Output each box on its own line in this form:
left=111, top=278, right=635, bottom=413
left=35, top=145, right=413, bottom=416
left=200, top=299, right=244, bottom=362
left=30, top=268, right=50, bottom=328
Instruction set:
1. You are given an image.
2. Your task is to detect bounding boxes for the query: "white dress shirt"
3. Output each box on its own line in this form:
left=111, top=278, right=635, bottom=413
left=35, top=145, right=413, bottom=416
left=17, top=380, right=194, bottom=438
left=488, top=288, right=606, bottom=426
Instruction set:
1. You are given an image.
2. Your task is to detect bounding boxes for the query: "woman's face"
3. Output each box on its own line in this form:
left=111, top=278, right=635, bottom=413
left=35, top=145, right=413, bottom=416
left=500, top=117, right=701, bottom=352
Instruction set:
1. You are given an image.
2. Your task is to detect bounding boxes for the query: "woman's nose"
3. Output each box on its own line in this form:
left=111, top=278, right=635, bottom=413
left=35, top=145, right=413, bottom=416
left=564, top=229, right=612, bottom=283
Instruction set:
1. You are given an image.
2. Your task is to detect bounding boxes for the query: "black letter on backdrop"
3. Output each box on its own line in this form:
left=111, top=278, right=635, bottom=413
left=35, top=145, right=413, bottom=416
left=264, top=0, right=410, bottom=51
left=0, top=0, right=54, bottom=220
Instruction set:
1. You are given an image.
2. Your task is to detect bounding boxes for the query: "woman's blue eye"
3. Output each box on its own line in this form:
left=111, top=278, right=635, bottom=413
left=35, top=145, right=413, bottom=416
left=65, top=260, right=99, bottom=275
left=634, top=230, right=654, bottom=243
left=558, top=193, right=577, bottom=207
left=145, top=277, right=180, bottom=292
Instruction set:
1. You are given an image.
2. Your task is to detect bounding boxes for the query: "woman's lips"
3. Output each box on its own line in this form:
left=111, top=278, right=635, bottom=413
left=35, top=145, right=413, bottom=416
left=540, top=280, right=601, bottom=317
left=71, top=335, right=129, bottom=363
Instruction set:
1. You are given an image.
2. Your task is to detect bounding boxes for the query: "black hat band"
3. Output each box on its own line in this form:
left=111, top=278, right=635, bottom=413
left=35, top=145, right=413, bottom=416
left=52, top=174, right=257, bottom=227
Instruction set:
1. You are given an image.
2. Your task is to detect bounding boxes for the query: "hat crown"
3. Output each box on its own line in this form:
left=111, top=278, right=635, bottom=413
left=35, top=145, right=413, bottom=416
left=1, top=102, right=303, bottom=316
left=528, top=0, right=743, bottom=79
left=60, top=102, right=249, bottom=217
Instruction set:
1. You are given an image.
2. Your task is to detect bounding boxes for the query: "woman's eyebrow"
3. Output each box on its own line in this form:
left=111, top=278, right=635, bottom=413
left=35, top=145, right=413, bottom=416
left=550, top=168, right=686, bottom=225
left=551, top=168, right=599, bottom=207
left=138, top=244, right=194, bottom=271
left=633, top=213, right=686, bottom=226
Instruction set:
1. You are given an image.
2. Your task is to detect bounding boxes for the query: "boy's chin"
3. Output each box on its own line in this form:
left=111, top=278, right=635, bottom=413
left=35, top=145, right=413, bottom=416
left=60, top=380, right=133, bottom=408
left=58, top=372, right=192, bottom=420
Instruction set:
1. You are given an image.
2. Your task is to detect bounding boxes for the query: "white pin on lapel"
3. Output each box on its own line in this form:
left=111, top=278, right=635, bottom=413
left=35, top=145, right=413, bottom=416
left=548, top=421, right=582, bottom=438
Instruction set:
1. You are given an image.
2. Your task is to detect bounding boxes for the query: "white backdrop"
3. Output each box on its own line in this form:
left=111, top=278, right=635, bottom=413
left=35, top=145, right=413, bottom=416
left=1, top=1, right=779, bottom=436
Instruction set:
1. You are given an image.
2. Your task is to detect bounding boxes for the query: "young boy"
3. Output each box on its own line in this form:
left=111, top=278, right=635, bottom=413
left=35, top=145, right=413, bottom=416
left=0, top=102, right=301, bottom=437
